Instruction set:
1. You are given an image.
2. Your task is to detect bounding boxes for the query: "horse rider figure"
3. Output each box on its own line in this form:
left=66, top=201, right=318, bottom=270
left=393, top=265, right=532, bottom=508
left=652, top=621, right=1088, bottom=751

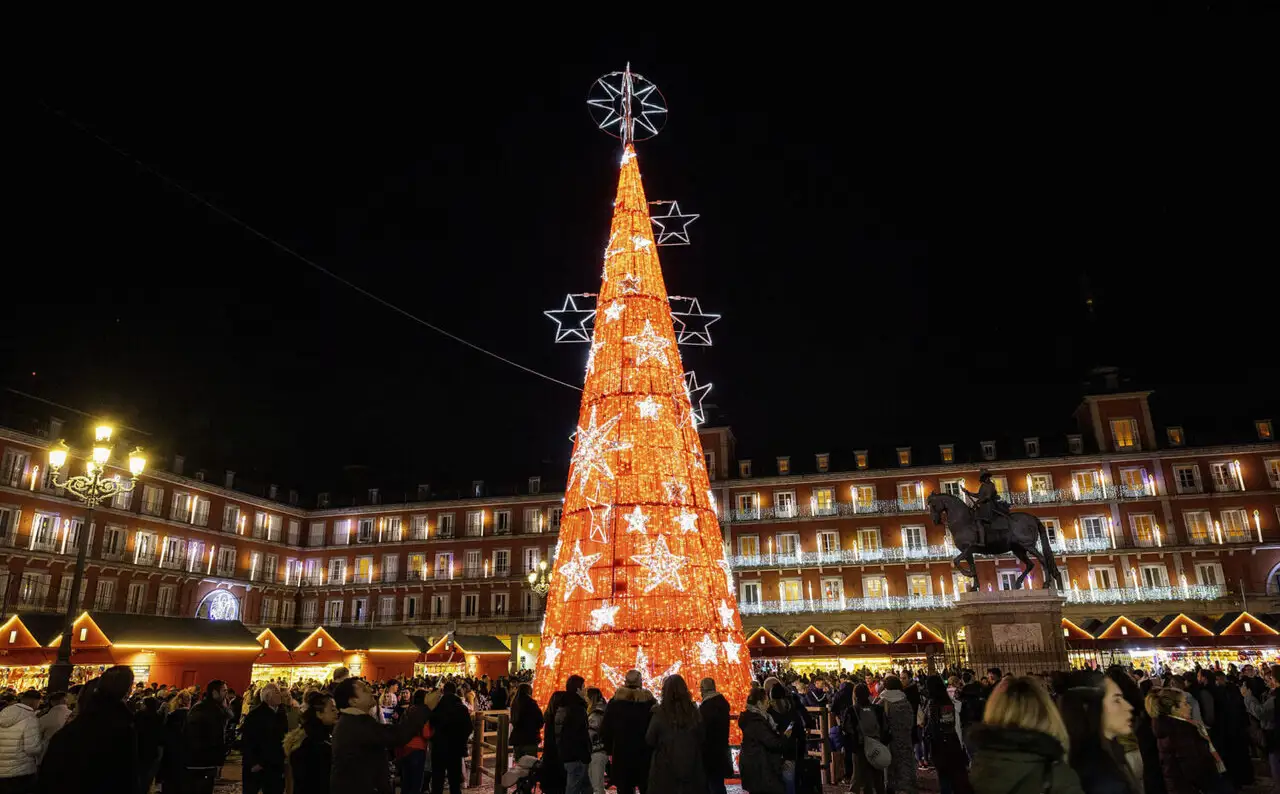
left=964, top=469, right=1008, bottom=547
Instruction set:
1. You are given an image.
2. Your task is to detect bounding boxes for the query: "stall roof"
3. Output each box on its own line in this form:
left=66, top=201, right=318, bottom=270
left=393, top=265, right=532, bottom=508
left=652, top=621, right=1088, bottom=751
left=451, top=635, right=511, bottom=654
left=87, top=613, right=260, bottom=648
left=16, top=613, right=66, bottom=646
left=260, top=627, right=309, bottom=650
left=1149, top=614, right=1214, bottom=638
left=1214, top=611, right=1279, bottom=637
left=321, top=627, right=424, bottom=652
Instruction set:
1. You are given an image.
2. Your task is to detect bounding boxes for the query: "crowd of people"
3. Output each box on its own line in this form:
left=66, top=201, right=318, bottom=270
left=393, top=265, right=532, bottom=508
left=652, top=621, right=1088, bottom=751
left=0, top=658, right=1271, bottom=794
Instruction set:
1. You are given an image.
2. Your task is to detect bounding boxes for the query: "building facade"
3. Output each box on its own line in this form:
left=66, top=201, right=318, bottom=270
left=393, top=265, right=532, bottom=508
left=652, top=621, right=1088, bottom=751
left=1, top=389, right=1277, bottom=671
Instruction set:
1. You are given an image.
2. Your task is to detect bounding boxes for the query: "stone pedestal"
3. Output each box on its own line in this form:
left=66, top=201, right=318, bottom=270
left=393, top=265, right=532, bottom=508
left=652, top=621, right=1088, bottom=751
left=957, top=588, right=1067, bottom=674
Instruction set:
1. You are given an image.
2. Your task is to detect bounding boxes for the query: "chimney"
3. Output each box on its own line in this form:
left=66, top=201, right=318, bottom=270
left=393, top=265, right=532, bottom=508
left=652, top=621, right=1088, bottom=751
left=288, top=489, right=299, bottom=506
left=368, top=488, right=380, bottom=505
left=417, top=484, right=431, bottom=500
left=49, top=417, right=65, bottom=441
left=528, top=476, right=541, bottom=495
left=472, top=480, right=484, bottom=497
left=317, top=492, right=330, bottom=508
left=195, top=470, right=206, bottom=481
left=268, top=484, right=278, bottom=500
left=173, top=455, right=185, bottom=476
left=224, top=470, right=236, bottom=489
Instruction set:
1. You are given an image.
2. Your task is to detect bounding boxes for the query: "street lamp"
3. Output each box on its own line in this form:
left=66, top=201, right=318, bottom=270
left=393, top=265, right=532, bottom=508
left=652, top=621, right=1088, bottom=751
left=45, top=424, right=145, bottom=692
left=527, top=560, right=551, bottom=598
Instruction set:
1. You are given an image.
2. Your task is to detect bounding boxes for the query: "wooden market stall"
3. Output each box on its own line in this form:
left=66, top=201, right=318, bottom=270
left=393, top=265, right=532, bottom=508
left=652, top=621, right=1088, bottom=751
left=418, top=634, right=511, bottom=679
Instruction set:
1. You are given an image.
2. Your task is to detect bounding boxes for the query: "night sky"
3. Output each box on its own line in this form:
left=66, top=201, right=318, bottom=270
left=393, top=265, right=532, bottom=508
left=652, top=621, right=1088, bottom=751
left=11, top=45, right=1277, bottom=500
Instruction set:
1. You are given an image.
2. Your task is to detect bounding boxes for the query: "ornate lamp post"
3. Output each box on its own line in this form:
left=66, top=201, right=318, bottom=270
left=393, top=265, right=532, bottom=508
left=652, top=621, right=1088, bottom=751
left=45, top=424, right=146, bottom=692
left=526, top=560, right=551, bottom=599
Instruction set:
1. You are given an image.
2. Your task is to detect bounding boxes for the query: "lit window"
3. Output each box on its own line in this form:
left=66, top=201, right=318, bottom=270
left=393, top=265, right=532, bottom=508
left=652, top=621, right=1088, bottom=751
left=1258, top=420, right=1274, bottom=441
left=854, top=451, right=868, bottom=470
left=739, top=460, right=752, bottom=478
left=1110, top=418, right=1139, bottom=451
left=939, top=445, right=954, bottom=463
left=776, top=457, right=790, bottom=475
left=897, top=448, right=911, bottom=466
left=1166, top=426, right=1184, bottom=447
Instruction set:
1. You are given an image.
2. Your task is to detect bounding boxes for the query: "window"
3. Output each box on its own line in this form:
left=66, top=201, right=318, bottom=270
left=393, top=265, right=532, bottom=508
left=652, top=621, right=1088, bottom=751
left=431, top=594, right=449, bottom=619
left=493, top=549, right=511, bottom=576
left=302, top=600, right=318, bottom=625
left=816, top=453, right=829, bottom=473
left=352, top=596, right=368, bottom=624
left=854, top=451, right=869, bottom=470
left=492, top=592, right=508, bottom=616
left=157, top=585, right=175, bottom=616
left=981, top=441, right=996, bottom=461
left=1258, top=420, right=1274, bottom=441
left=266, top=514, right=280, bottom=541
left=1183, top=510, right=1213, bottom=544
left=1089, top=567, right=1116, bottom=589
left=820, top=577, right=843, bottom=601
left=1119, top=467, right=1150, bottom=496
left=133, top=531, right=158, bottom=565
left=141, top=485, right=164, bottom=516
left=463, top=593, right=480, bottom=619
left=736, top=493, right=760, bottom=520
left=160, top=536, right=183, bottom=569
left=382, top=554, right=399, bottom=583
left=1173, top=464, right=1202, bottom=494
left=1110, top=418, right=1139, bottom=451
left=1080, top=516, right=1107, bottom=543
left=285, top=559, right=303, bottom=585
left=350, top=556, right=371, bottom=583
left=739, top=582, right=761, bottom=605
left=113, top=489, right=133, bottom=510
left=529, top=476, right=542, bottom=494
left=1221, top=509, right=1249, bottom=542
left=333, top=520, right=352, bottom=545
left=817, top=531, right=840, bottom=555
left=1209, top=462, right=1240, bottom=492
left=407, top=553, right=426, bottom=580
left=991, top=476, right=1009, bottom=497
left=1, top=449, right=30, bottom=488
left=776, top=457, right=790, bottom=475
left=779, top=579, right=802, bottom=603
left=1130, top=514, right=1159, bottom=547
left=1041, top=518, right=1060, bottom=546
left=897, top=482, right=924, bottom=510
left=549, top=509, right=562, bottom=531
left=812, top=487, right=835, bottom=515
left=909, top=574, right=931, bottom=597
left=171, top=492, right=192, bottom=522
left=460, top=549, right=481, bottom=578
left=523, top=547, right=541, bottom=573
left=901, top=525, right=926, bottom=550
left=125, top=581, right=147, bottom=613
left=304, top=559, right=324, bottom=586
left=737, top=536, right=760, bottom=558
left=288, top=520, right=300, bottom=545
left=1195, top=562, right=1223, bottom=587
left=940, top=479, right=963, bottom=497
left=1027, top=473, right=1053, bottom=501
left=380, top=596, right=396, bottom=624
left=29, top=513, right=57, bottom=551
left=434, top=553, right=454, bottom=580
left=260, top=597, right=279, bottom=623
left=412, top=515, right=430, bottom=539
left=404, top=595, right=419, bottom=621
left=1167, top=426, right=1184, bottom=446
left=1140, top=565, right=1169, bottom=588
left=101, top=526, right=124, bottom=560
left=774, top=491, right=796, bottom=518
left=357, top=519, right=374, bottom=542
left=95, top=578, right=117, bottom=610
left=897, top=448, right=912, bottom=466
left=1025, top=438, right=1040, bottom=458
left=465, top=511, right=484, bottom=537
left=328, top=558, right=347, bottom=584
left=223, top=504, right=241, bottom=533
left=324, top=600, right=343, bottom=626
left=862, top=576, right=885, bottom=599
left=1067, top=435, right=1083, bottom=455
left=739, top=460, right=752, bottom=478
left=775, top=533, right=799, bottom=557
left=939, top=445, right=954, bottom=463
left=852, top=485, right=875, bottom=511
left=1072, top=470, right=1102, bottom=498
left=495, top=511, right=511, bottom=535
left=308, top=522, right=325, bottom=546
left=437, top=513, right=455, bottom=538
left=705, top=452, right=716, bottom=480
left=858, top=528, right=881, bottom=553
left=998, top=571, right=1020, bottom=591
left=282, top=599, right=295, bottom=624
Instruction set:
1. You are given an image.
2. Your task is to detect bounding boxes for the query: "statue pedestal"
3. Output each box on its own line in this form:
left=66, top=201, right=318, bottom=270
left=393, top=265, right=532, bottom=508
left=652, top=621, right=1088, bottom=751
left=957, top=588, right=1067, bottom=675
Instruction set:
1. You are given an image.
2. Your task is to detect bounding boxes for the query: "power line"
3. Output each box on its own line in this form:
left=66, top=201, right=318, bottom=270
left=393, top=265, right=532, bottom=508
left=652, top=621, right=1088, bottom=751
left=40, top=102, right=584, bottom=393
left=4, top=388, right=152, bottom=435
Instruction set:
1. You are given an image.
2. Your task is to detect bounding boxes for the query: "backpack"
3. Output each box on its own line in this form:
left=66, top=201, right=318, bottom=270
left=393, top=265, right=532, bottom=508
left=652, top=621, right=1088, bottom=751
left=927, top=702, right=960, bottom=748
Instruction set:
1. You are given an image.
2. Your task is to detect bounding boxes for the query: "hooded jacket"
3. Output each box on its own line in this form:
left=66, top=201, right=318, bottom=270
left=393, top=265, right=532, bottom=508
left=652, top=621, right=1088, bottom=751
left=0, top=703, right=41, bottom=778
left=967, top=724, right=1084, bottom=794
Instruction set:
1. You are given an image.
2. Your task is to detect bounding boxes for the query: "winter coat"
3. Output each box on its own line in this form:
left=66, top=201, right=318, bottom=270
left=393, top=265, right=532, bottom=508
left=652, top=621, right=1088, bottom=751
left=554, top=690, right=592, bottom=764
left=508, top=693, right=545, bottom=747
left=1151, top=716, right=1228, bottom=794
left=738, top=709, right=786, bottom=794
left=601, top=685, right=654, bottom=779
left=1210, top=685, right=1253, bottom=786
left=0, top=703, right=41, bottom=778
left=183, top=697, right=229, bottom=767
left=37, top=698, right=137, bottom=794
left=1132, top=713, right=1165, bottom=794
left=587, top=701, right=606, bottom=754
left=1071, top=738, right=1140, bottom=794
left=241, top=703, right=288, bottom=773
left=135, top=708, right=165, bottom=766
left=330, top=706, right=429, bottom=794
left=699, top=691, right=733, bottom=779
left=158, top=707, right=189, bottom=785
left=881, top=689, right=918, bottom=794
left=490, top=687, right=508, bottom=710
left=803, top=685, right=829, bottom=709
left=646, top=705, right=706, bottom=794
left=37, top=704, right=69, bottom=749
left=958, top=681, right=987, bottom=738
left=967, top=724, right=1084, bottom=794
left=427, top=693, right=473, bottom=759
left=286, top=723, right=333, bottom=794
left=842, top=702, right=887, bottom=758
left=767, top=696, right=808, bottom=764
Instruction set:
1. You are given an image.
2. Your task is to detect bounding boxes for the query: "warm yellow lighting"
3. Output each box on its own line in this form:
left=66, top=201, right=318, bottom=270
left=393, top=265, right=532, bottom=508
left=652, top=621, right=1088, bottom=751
left=95, top=425, right=113, bottom=442
left=47, top=442, right=68, bottom=471
left=128, top=448, right=146, bottom=477
left=527, top=571, right=536, bottom=584
left=112, top=643, right=263, bottom=651
left=366, top=648, right=423, bottom=653
left=92, top=445, right=110, bottom=465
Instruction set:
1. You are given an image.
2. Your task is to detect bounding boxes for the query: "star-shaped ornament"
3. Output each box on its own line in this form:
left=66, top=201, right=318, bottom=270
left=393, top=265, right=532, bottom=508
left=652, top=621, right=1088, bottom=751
left=662, top=478, right=690, bottom=504
left=695, top=633, right=719, bottom=664
left=603, top=300, right=626, bottom=323
left=545, top=295, right=596, bottom=343
left=636, top=395, right=661, bottom=420
left=590, top=601, right=621, bottom=631
left=568, top=407, right=632, bottom=494
left=544, top=638, right=562, bottom=667
left=631, top=235, right=652, bottom=252
left=618, top=273, right=642, bottom=294
left=716, top=559, right=734, bottom=596
left=674, top=510, right=699, bottom=534
left=602, top=646, right=683, bottom=699
left=586, top=340, right=604, bottom=375
left=670, top=298, right=721, bottom=347
left=586, top=486, right=613, bottom=544
left=624, top=320, right=672, bottom=367
left=721, top=640, right=741, bottom=662
left=630, top=535, right=688, bottom=594
left=559, top=540, right=602, bottom=601
left=717, top=600, right=736, bottom=629
left=650, top=201, right=701, bottom=246
left=623, top=506, right=650, bottom=535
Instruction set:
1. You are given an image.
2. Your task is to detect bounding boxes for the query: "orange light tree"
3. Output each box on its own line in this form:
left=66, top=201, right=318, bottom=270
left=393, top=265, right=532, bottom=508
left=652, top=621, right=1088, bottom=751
left=533, top=144, right=752, bottom=710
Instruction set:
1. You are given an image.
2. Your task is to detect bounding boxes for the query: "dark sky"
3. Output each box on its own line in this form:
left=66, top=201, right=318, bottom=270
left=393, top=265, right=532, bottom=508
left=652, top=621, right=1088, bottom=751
left=10, top=43, right=1277, bottom=500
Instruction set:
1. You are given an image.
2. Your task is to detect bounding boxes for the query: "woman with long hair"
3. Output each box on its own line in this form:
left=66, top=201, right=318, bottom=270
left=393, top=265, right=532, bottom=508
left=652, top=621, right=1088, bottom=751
left=968, top=676, right=1084, bottom=794
left=586, top=688, right=608, bottom=794
left=645, top=674, right=706, bottom=794
left=922, top=674, right=971, bottom=794
left=541, top=691, right=568, bottom=794
left=158, top=691, right=192, bottom=793
left=508, top=683, right=544, bottom=762
left=880, top=675, right=918, bottom=794
left=1103, top=667, right=1161, bottom=794
left=1060, top=671, right=1139, bottom=794
left=842, top=683, right=886, bottom=794
left=38, top=665, right=138, bottom=794
left=285, top=691, right=339, bottom=794
left=739, top=687, right=787, bottom=794
left=1145, top=688, right=1232, bottom=794
left=765, top=680, right=805, bottom=794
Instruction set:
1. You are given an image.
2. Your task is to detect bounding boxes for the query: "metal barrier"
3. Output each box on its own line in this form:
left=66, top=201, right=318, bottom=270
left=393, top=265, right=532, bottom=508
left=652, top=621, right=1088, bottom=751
left=468, top=709, right=510, bottom=791
left=805, top=705, right=832, bottom=785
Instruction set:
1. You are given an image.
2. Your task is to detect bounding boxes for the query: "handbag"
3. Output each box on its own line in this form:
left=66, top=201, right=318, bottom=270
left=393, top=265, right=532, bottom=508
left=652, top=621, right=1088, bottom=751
left=863, top=736, right=892, bottom=770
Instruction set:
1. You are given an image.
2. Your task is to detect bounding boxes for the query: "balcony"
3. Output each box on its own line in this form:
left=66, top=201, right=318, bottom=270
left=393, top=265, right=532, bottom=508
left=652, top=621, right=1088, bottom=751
left=729, top=536, right=1116, bottom=570
left=1064, top=584, right=1225, bottom=604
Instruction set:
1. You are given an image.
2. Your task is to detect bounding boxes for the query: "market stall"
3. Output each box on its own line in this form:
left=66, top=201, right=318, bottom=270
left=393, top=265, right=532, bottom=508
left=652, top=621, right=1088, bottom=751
left=418, top=634, right=511, bottom=679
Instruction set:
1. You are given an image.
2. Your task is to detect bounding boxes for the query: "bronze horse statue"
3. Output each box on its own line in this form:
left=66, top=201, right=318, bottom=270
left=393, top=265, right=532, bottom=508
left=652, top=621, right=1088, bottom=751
left=926, top=492, right=1063, bottom=591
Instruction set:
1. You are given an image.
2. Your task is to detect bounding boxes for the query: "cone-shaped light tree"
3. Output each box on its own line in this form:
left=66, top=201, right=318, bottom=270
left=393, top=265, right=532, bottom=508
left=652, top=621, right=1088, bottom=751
left=533, top=144, right=752, bottom=708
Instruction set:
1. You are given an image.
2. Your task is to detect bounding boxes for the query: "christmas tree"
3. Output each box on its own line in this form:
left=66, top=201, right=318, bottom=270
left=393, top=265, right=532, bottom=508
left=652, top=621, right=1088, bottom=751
left=532, top=142, right=752, bottom=709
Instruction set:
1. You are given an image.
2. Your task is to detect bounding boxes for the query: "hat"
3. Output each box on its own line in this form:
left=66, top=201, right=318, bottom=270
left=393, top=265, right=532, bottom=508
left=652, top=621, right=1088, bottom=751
left=624, top=670, right=643, bottom=688
left=978, top=468, right=992, bottom=480
left=19, top=689, right=40, bottom=702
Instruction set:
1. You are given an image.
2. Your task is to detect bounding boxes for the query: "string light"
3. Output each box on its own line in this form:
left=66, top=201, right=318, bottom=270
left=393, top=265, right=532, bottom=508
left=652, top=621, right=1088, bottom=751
left=623, top=506, right=650, bottom=535
left=630, top=535, right=689, bottom=594
left=557, top=541, right=602, bottom=600
left=695, top=634, right=719, bottom=664
left=590, top=602, right=621, bottom=630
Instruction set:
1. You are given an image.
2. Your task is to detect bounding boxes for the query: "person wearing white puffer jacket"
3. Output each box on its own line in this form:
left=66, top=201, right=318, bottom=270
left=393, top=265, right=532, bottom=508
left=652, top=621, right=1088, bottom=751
left=0, top=689, right=42, bottom=792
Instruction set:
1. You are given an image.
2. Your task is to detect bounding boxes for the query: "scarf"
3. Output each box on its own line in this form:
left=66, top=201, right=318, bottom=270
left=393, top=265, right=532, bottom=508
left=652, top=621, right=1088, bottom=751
left=747, top=702, right=777, bottom=731
left=1172, top=716, right=1225, bottom=774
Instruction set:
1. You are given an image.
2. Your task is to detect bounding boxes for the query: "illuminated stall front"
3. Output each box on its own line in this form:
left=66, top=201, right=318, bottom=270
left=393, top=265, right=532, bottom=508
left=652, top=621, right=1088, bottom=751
left=1066, top=612, right=1280, bottom=672
left=417, top=634, right=511, bottom=679
left=747, top=623, right=945, bottom=674
left=254, top=627, right=426, bottom=685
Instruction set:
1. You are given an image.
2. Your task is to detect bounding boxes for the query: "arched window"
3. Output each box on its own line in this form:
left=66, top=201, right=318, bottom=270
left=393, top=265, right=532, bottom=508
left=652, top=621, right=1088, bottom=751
left=195, top=589, right=241, bottom=621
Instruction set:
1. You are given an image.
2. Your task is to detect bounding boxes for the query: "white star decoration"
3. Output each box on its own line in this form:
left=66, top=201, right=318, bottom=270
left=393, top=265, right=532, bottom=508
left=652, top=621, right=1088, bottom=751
left=696, top=633, right=719, bottom=664
left=585, top=340, right=604, bottom=375
left=716, top=559, right=734, bottom=596
left=603, top=300, right=626, bottom=322
left=602, top=646, right=683, bottom=700
left=559, top=540, right=602, bottom=601
left=717, top=600, right=736, bottom=629
left=631, top=235, right=652, bottom=251
left=623, top=320, right=671, bottom=367
left=721, top=640, right=741, bottom=662
left=568, top=407, right=631, bottom=494
left=674, top=509, right=699, bottom=534
left=650, top=201, right=701, bottom=246
left=586, top=486, right=612, bottom=544
left=621, top=149, right=636, bottom=165
left=590, top=601, right=621, bottom=630
left=623, top=505, right=650, bottom=535
left=618, top=273, right=642, bottom=294
left=636, top=395, right=661, bottom=420
left=544, top=638, right=561, bottom=667
left=662, top=479, right=690, bottom=504
left=630, top=535, right=688, bottom=594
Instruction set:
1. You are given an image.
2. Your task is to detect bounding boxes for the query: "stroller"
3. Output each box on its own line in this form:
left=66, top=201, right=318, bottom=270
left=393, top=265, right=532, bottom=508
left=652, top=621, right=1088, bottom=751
left=500, top=755, right=544, bottom=794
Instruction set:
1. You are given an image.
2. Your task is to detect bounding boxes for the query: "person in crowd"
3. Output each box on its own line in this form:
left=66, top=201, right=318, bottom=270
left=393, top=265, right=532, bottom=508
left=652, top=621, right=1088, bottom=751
left=699, top=678, right=733, bottom=794
left=645, top=674, right=705, bottom=794
left=38, top=665, right=138, bottom=794
left=600, top=669, right=654, bottom=794
left=1146, top=688, right=1231, bottom=794
left=158, top=691, right=191, bottom=793
left=285, top=691, right=338, bottom=794
left=242, top=683, right=288, bottom=794
left=380, top=681, right=399, bottom=723
left=542, top=691, right=568, bottom=794
left=967, top=676, right=1084, bottom=794
left=921, top=674, right=970, bottom=794
left=843, top=682, right=887, bottom=794
left=958, top=670, right=987, bottom=757
left=1208, top=671, right=1253, bottom=788
left=555, top=675, right=593, bottom=794
left=329, top=677, right=430, bottom=794
left=395, top=689, right=431, bottom=794
left=585, top=688, right=608, bottom=794
left=1190, top=671, right=1215, bottom=729
left=428, top=681, right=473, bottom=794
left=35, top=692, right=68, bottom=753
left=0, top=689, right=42, bottom=793
left=135, top=696, right=167, bottom=794
left=181, top=679, right=230, bottom=794
left=739, top=686, right=787, bottom=794
left=509, top=683, right=544, bottom=762
left=880, top=675, right=919, bottom=794
left=1060, top=672, right=1139, bottom=794
left=765, top=679, right=806, bottom=794
left=804, top=677, right=829, bottom=709
left=1102, top=668, right=1161, bottom=794
left=490, top=678, right=509, bottom=710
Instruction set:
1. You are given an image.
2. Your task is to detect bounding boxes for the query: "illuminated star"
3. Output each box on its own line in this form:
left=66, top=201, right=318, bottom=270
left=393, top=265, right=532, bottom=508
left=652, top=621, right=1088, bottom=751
left=716, top=559, right=734, bottom=596
left=670, top=298, right=721, bottom=347
left=590, top=601, right=621, bottom=630
left=601, top=645, right=682, bottom=699
left=677, top=372, right=713, bottom=428
left=543, top=638, right=561, bottom=667
left=695, top=633, right=719, bottom=664
left=586, top=340, right=604, bottom=375
left=636, top=395, right=661, bottom=420
left=662, top=478, right=690, bottom=504
left=623, top=505, right=650, bottom=535
left=707, top=490, right=719, bottom=516
left=717, top=600, right=735, bottom=629
left=624, top=320, right=671, bottom=367
left=721, top=640, right=741, bottom=662
left=603, top=300, right=626, bottom=322
left=544, top=294, right=596, bottom=343
left=620, top=149, right=636, bottom=165
left=618, top=273, right=642, bottom=294
left=630, top=535, right=688, bottom=594
left=674, top=509, right=699, bottom=534
left=559, top=540, right=602, bottom=601
left=650, top=201, right=701, bottom=246
left=568, top=407, right=632, bottom=494
left=586, top=486, right=613, bottom=544
left=631, top=235, right=652, bottom=252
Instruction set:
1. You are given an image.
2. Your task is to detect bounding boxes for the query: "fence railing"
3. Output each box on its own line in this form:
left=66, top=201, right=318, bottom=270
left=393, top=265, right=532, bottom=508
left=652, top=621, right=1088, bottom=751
left=470, top=710, right=510, bottom=791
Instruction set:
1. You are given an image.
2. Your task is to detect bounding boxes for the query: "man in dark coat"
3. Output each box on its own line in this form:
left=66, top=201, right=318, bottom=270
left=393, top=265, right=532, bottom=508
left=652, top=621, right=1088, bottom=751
left=241, top=684, right=289, bottom=794
left=37, top=665, right=138, bottom=794
left=601, top=670, right=655, bottom=794
left=554, top=675, right=592, bottom=794
left=428, top=681, right=474, bottom=794
left=699, top=678, right=733, bottom=794
left=182, top=679, right=231, bottom=794
left=330, top=678, right=430, bottom=794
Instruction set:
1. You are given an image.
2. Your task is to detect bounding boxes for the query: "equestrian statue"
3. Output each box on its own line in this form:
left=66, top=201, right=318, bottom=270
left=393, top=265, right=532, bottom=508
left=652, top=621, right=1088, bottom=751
left=927, top=469, right=1063, bottom=591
